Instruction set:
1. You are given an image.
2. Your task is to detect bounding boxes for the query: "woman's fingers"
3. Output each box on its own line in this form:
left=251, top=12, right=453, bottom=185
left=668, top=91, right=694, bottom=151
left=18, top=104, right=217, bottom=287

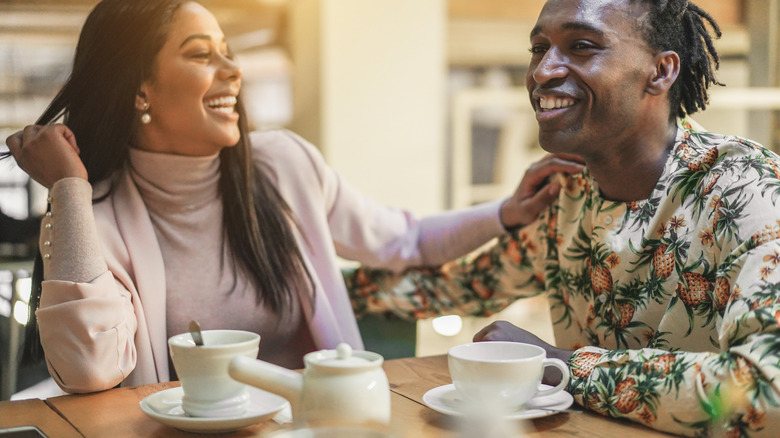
left=5, top=124, right=87, bottom=188
left=55, top=123, right=80, bottom=154
left=516, top=155, right=583, bottom=199
left=5, top=130, right=24, bottom=153
left=21, top=124, right=42, bottom=146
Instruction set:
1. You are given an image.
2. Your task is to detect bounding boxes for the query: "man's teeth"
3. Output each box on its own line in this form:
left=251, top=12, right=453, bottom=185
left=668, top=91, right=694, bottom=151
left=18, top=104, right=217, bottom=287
left=539, top=97, right=574, bottom=110
left=205, top=96, right=237, bottom=112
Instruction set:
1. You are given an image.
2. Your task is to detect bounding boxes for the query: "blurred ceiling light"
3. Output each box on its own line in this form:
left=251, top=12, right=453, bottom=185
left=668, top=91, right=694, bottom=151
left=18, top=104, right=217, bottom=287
left=432, top=315, right=463, bottom=337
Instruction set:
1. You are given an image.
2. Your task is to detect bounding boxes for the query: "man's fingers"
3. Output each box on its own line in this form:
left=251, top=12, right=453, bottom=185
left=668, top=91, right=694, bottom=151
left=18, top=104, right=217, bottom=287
left=472, top=325, right=492, bottom=342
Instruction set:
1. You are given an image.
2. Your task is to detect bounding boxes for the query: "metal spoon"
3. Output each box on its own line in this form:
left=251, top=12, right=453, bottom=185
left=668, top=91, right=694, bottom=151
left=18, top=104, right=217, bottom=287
left=189, top=320, right=204, bottom=346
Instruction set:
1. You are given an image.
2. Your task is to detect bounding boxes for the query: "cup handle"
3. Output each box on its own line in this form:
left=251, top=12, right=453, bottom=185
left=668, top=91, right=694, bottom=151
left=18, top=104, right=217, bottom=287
left=535, top=358, right=570, bottom=398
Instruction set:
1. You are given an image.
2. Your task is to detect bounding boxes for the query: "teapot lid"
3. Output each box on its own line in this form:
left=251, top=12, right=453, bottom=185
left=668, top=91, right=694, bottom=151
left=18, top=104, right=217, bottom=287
left=306, top=343, right=383, bottom=368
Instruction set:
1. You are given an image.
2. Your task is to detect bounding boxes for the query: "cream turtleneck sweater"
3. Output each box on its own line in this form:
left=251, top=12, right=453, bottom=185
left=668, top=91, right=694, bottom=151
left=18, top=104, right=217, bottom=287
left=128, top=147, right=314, bottom=370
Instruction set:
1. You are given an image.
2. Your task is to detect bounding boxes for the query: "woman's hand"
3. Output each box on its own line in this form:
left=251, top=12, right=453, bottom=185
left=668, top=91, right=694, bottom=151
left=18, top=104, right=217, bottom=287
left=499, top=153, right=584, bottom=229
left=6, top=124, right=87, bottom=189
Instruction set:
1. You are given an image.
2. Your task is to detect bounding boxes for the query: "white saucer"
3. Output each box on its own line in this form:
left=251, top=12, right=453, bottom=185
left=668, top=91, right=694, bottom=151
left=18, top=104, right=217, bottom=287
left=140, top=386, right=289, bottom=433
left=422, top=384, right=573, bottom=420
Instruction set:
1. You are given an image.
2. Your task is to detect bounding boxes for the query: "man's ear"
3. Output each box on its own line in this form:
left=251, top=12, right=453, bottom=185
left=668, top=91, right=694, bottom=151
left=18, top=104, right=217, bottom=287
left=646, top=50, right=680, bottom=96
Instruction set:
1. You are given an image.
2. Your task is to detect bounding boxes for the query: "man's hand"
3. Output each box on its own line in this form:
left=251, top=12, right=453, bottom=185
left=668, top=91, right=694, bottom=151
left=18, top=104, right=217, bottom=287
left=474, top=320, right=574, bottom=386
left=499, top=153, right=584, bottom=229
left=6, top=124, right=87, bottom=189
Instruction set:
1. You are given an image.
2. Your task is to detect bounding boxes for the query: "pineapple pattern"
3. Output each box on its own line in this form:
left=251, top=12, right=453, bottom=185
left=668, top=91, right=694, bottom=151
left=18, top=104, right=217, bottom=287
left=346, top=119, right=780, bottom=436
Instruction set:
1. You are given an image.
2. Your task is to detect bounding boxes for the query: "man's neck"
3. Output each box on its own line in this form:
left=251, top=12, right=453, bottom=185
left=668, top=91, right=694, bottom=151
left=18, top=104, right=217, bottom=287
left=585, top=120, right=678, bottom=202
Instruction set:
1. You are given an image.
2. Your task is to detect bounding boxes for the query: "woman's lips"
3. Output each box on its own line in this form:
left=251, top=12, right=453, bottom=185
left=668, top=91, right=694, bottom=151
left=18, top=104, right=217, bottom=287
left=204, top=95, right=238, bottom=119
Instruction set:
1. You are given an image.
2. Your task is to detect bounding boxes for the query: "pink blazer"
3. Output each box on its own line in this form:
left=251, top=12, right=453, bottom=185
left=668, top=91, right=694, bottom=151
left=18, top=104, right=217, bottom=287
left=36, top=130, right=504, bottom=392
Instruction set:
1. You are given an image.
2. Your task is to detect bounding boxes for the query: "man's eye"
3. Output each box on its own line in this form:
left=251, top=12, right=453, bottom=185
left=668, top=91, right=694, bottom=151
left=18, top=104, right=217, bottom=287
left=529, top=45, right=548, bottom=54
left=193, top=52, right=211, bottom=59
left=572, top=42, right=596, bottom=51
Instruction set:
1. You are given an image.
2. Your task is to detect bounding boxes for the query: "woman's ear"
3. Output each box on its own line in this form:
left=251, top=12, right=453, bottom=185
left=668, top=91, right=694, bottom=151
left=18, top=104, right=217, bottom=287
left=647, top=50, right=680, bottom=96
left=135, top=85, right=151, bottom=111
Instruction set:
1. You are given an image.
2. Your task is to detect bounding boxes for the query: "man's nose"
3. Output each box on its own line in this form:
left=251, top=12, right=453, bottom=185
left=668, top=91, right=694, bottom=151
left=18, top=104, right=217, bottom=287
left=531, top=47, right=568, bottom=84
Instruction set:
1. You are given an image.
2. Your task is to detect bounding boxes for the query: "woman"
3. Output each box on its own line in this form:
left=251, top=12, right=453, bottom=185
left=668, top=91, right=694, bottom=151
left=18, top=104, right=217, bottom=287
left=4, top=0, right=582, bottom=394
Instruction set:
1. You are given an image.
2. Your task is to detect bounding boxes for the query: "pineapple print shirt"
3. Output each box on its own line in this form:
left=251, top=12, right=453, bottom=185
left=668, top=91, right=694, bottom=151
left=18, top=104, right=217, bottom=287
left=347, top=119, right=780, bottom=436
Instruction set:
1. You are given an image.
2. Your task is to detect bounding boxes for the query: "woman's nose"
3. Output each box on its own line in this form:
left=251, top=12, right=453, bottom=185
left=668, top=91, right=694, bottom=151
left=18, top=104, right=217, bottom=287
left=219, top=55, right=242, bottom=81
left=531, top=48, right=568, bottom=84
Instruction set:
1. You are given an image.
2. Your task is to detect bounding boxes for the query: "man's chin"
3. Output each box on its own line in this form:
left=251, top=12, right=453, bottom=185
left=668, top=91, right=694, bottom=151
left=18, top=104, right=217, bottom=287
left=537, top=128, right=585, bottom=156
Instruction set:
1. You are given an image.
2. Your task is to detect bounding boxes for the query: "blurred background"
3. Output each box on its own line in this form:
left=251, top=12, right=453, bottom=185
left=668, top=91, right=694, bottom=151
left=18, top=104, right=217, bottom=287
left=1, top=0, right=778, bottom=400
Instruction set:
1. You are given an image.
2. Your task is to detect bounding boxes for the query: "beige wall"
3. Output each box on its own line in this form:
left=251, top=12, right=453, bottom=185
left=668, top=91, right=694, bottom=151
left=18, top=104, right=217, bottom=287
left=449, top=0, right=744, bottom=25
left=289, top=0, right=448, bottom=215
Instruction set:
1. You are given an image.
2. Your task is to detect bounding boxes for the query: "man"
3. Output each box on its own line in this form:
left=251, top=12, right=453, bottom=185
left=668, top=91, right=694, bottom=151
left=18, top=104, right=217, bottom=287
left=348, top=0, right=780, bottom=435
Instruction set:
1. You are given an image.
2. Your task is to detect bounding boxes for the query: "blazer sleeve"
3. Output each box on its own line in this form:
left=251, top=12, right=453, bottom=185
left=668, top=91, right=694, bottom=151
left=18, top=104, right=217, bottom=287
left=35, top=178, right=138, bottom=393
left=278, top=131, right=507, bottom=271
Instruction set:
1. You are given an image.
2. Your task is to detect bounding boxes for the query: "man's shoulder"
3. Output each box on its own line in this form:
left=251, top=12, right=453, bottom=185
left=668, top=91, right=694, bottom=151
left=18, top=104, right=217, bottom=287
left=675, top=125, right=778, bottom=173
left=675, top=129, right=780, bottom=244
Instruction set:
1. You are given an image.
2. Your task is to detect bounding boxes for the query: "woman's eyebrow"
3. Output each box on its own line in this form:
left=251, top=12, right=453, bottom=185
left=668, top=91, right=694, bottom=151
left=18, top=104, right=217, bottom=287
left=179, top=34, right=212, bottom=48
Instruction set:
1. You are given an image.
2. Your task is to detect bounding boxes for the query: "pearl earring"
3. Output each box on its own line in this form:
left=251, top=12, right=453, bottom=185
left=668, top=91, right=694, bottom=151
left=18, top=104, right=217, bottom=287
left=140, top=101, right=151, bottom=124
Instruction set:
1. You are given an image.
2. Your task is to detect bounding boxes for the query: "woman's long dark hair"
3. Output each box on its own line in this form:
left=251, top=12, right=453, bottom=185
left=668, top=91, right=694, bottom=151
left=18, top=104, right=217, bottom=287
left=18, top=0, right=312, bottom=365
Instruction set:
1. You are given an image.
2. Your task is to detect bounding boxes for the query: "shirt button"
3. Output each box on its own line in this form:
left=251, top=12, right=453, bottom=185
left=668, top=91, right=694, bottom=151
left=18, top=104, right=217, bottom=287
left=598, top=294, right=607, bottom=303
left=603, top=215, right=613, bottom=225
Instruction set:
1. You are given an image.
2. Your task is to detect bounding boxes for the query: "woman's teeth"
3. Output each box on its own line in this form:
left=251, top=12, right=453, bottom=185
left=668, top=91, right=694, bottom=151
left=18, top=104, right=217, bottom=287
left=205, top=96, right=237, bottom=113
left=539, top=96, right=574, bottom=111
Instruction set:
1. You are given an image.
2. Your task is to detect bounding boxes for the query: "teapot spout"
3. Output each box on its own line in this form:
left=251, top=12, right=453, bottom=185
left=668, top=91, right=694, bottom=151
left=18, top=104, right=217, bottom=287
left=229, top=355, right=303, bottom=411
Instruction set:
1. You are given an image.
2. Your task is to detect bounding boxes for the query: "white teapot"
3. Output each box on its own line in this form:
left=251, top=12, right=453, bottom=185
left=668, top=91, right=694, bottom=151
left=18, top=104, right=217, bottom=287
left=228, top=343, right=391, bottom=427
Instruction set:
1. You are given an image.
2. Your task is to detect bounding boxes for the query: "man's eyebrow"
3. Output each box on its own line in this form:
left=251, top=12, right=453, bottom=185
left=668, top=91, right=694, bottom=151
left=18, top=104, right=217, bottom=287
left=179, top=34, right=212, bottom=48
left=530, top=21, right=605, bottom=38
left=562, top=21, right=604, bottom=36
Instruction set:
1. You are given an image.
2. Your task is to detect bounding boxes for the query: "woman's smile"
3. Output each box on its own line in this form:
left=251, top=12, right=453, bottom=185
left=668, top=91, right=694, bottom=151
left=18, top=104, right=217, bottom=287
left=204, top=95, right=239, bottom=119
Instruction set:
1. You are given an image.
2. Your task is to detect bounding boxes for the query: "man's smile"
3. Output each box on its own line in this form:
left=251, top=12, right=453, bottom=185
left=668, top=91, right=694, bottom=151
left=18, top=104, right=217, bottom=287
left=539, top=95, right=576, bottom=111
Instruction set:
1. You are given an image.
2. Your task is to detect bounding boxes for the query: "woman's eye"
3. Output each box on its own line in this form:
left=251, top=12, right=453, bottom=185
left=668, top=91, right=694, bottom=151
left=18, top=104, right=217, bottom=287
left=192, top=52, right=211, bottom=59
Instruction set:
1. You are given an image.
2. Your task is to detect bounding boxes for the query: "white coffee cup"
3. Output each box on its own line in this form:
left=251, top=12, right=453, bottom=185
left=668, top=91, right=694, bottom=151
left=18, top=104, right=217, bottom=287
left=168, top=329, right=261, bottom=417
left=447, top=342, right=569, bottom=410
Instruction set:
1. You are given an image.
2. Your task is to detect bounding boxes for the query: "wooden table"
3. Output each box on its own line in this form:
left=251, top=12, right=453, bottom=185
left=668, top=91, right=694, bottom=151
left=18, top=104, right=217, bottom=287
left=0, top=355, right=669, bottom=437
